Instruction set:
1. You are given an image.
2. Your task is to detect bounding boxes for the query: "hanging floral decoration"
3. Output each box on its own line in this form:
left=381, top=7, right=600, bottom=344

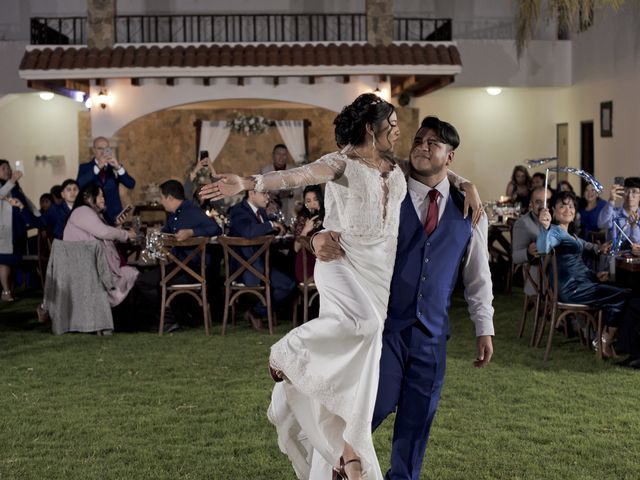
left=227, top=115, right=275, bottom=136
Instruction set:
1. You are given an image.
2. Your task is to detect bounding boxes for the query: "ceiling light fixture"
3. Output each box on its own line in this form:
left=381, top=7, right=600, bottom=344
left=39, top=92, right=54, bottom=101
left=486, top=87, right=502, bottom=96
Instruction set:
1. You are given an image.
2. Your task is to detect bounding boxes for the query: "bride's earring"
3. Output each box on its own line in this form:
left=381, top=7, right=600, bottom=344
left=371, top=132, right=377, bottom=151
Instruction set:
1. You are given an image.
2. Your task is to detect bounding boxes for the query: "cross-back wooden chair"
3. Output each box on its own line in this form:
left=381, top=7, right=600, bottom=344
left=218, top=235, right=274, bottom=335
left=536, top=250, right=604, bottom=362
left=517, top=262, right=544, bottom=346
left=158, top=237, right=211, bottom=336
left=292, top=236, right=320, bottom=326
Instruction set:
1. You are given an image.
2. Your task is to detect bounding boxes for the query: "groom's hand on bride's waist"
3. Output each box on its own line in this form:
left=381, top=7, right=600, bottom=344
left=311, top=231, right=344, bottom=262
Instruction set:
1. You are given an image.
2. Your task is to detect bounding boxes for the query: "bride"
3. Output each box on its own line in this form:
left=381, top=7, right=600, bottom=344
left=200, top=93, right=481, bottom=480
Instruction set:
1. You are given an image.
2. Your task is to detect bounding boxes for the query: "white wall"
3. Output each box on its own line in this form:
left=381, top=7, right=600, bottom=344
left=0, top=93, right=84, bottom=201
left=414, top=86, right=571, bottom=201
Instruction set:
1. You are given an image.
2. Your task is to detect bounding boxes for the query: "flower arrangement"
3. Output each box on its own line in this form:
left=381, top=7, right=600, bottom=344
left=227, top=115, right=273, bottom=136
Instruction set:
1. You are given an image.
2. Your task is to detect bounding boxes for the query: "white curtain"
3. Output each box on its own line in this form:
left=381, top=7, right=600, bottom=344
left=198, top=121, right=231, bottom=164
left=275, top=120, right=307, bottom=165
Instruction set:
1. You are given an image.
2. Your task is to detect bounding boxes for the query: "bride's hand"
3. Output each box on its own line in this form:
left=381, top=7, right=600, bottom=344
left=460, top=182, right=484, bottom=227
left=199, top=174, right=248, bottom=201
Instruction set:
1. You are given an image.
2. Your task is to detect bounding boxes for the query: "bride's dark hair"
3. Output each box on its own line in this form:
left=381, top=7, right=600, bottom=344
left=333, top=93, right=396, bottom=149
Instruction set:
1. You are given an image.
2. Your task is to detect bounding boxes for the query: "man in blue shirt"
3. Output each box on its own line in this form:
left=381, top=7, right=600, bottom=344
left=135, top=180, right=221, bottom=333
left=77, top=137, right=136, bottom=225
left=18, top=179, right=79, bottom=240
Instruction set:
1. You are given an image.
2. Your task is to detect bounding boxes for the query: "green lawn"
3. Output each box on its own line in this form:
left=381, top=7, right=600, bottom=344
left=1, top=290, right=639, bottom=480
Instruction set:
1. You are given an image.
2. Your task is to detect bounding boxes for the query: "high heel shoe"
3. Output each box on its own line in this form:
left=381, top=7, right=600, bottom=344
left=601, top=335, right=618, bottom=359
left=268, top=363, right=284, bottom=383
left=332, top=456, right=362, bottom=480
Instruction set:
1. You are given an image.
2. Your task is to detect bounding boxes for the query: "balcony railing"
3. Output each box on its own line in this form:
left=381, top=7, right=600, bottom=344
left=29, top=14, right=453, bottom=45
left=30, top=17, right=86, bottom=45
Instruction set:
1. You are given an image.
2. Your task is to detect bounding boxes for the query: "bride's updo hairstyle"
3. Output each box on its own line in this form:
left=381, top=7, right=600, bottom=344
left=333, top=93, right=395, bottom=149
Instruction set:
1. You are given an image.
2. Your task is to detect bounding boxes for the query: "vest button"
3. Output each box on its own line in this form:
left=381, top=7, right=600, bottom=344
left=425, top=258, right=429, bottom=263
left=421, top=276, right=426, bottom=281
left=426, top=242, right=431, bottom=246
left=418, top=293, right=423, bottom=298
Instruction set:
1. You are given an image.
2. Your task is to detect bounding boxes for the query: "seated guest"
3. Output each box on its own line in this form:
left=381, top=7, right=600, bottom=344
left=537, top=191, right=629, bottom=357
left=228, top=189, right=295, bottom=329
left=598, top=177, right=640, bottom=248
left=39, top=193, right=53, bottom=214
left=1, top=161, right=33, bottom=301
left=512, top=187, right=552, bottom=296
left=505, top=165, right=531, bottom=207
left=293, top=185, right=324, bottom=282
left=50, top=185, right=63, bottom=207
left=15, top=179, right=79, bottom=240
left=134, top=180, right=222, bottom=333
left=531, top=172, right=547, bottom=190
left=63, top=184, right=138, bottom=307
left=578, top=183, right=607, bottom=240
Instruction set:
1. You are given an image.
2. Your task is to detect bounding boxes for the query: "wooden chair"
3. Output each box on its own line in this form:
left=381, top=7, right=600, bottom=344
left=292, top=237, right=320, bottom=326
left=157, top=237, right=211, bottom=336
left=517, top=262, right=544, bottom=347
left=536, top=251, right=604, bottom=362
left=218, top=235, right=274, bottom=335
left=20, top=228, right=52, bottom=289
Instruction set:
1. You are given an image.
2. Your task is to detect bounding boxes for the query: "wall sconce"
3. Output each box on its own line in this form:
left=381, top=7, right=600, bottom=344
left=96, top=88, right=109, bottom=109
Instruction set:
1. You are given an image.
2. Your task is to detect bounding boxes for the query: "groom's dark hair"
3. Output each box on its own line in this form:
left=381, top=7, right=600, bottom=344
left=420, top=116, right=460, bottom=150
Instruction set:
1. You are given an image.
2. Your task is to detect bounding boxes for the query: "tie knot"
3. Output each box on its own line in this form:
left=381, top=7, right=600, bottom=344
left=428, top=189, right=440, bottom=201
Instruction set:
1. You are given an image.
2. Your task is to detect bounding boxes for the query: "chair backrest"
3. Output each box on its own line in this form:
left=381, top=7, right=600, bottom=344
left=522, top=262, right=541, bottom=295
left=296, top=236, right=315, bottom=285
left=158, top=236, right=209, bottom=286
left=218, top=235, right=273, bottom=287
left=540, top=250, right=559, bottom=303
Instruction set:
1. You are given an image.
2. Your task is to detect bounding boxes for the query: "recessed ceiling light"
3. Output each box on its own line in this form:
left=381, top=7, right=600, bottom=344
left=39, top=92, right=54, bottom=101
left=486, top=87, right=502, bottom=96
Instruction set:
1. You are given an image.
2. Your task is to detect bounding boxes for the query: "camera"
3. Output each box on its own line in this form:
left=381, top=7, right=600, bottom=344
left=200, top=150, right=209, bottom=160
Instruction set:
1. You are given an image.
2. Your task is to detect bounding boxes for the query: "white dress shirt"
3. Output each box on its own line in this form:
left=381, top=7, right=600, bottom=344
left=407, top=176, right=495, bottom=337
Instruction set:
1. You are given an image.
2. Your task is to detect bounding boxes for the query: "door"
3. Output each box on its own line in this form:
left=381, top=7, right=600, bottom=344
left=580, top=121, right=594, bottom=195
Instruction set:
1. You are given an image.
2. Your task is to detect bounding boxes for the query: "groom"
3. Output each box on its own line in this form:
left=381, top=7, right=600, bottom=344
left=313, top=116, right=494, bottom=479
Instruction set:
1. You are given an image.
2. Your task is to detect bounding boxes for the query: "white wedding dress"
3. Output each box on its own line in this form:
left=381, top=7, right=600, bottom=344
left=257, top=150, right=466, bottom=479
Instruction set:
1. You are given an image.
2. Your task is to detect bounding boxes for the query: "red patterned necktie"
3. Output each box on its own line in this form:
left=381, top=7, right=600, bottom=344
left=99, top=168, right=107, bottom=185
left=423, top=189, right=440, bottom=236
left=256, top=210, right=263, bottom=223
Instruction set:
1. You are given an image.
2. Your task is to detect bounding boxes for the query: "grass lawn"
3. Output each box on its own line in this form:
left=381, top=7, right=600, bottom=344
left=1, top=289, right=640, bottom=480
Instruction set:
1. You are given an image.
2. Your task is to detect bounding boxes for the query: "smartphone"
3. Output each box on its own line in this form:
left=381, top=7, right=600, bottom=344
left=104, top=147, right=112, bottom=155
left=200, top=150, right=209, bottom=160
left=15, top=160, right=24, bottom=173
left=118, top=204, right=133, bottom=218
left=614, top=176, right=625, bottom=186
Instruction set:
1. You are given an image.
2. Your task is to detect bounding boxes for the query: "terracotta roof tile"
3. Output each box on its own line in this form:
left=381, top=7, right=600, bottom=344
left=20, top=42, right=462, bottom=73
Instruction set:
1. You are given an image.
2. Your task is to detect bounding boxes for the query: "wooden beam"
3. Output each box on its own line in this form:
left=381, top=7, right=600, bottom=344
left=340, top=75, right=350, bottom=84
left=131, top=78, right=141, bottom=86
left=95, top=78, right=105, bottom=87
left=166, top=78, right=175, bottom=86
left=273, top=76, right=279, bottom=87
left=308, top=76, right=315, bottom=85
left=203, top=78, right=211, bottom=86
left=412, top=76, right=455, bottom=97
left=237, top=77, right=244, bottom=86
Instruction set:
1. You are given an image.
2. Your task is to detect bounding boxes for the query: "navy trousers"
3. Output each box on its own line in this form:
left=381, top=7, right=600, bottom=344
left=372, top=323, right=447, bottom=480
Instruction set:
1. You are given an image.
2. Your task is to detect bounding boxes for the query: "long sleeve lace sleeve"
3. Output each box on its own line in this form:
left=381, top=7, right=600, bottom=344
left=447, top=169, right=470, bottom=190
left=253, top=153, right=346, bottom=192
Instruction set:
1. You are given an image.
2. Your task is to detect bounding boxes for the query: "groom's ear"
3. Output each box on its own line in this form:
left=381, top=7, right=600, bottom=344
left=446, top=149, right=455, bottom=166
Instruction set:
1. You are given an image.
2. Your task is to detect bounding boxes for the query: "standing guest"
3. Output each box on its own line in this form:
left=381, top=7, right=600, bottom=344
left=50, top=185, right=63, bottom=206
left=63, top=184, right=138, bottom=307
left=506, top=165, right=531, bottom=206
left=598, top=177, right=640, bottom=248
left=227, top=189, right=294, bottom=330
left=15, top=179, right=79, bottom=240
left=292, top=185, right=324, bottom=282
left=77, top=136, right=136, bottom=225
left=558, top=180, right=574, bottom=193
left=538, top=191, right=628, bottom=358
left=1, top=160, right=34, bottom=301
left=185, top=154, right=212, bottom=202
left=260, top=144, right=303, bottom=220
left=134, top=180, right=222, bottom=333
left=531, top=172, right=547, bottom=190
left=39, top=193, right=53, bottom=214
left=578, top=183, right=607, bottom=240
left=512, top=187, right=553, bottom=296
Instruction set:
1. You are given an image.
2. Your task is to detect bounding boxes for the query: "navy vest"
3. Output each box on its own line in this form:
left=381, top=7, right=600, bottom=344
left=386, top=187, right=472, bottom=337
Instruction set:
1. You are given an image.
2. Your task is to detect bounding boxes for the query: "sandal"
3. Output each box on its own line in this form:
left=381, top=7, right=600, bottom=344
left=268, top=364, right=284, bottom=383
left=1, top=290, right=14, bottom=302
left=333, top=457, right=362, bottom=480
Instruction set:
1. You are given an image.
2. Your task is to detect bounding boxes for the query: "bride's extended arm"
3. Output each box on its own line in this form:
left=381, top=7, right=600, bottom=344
left=447, top=169, right=484, bottom=227
left=200, top=154, right=346, bottom=201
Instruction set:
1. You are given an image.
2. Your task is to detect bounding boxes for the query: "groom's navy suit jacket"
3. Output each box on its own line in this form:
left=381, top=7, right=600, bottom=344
left=386, top=186, right=473, bottom=338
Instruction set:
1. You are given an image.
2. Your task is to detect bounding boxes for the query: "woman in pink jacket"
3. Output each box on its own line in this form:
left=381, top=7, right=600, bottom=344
left=63, top=184, right=138, bottom=307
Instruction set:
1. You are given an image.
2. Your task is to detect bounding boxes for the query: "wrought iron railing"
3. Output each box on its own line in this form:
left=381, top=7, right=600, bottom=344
left=29, top=14, right=455, bottom=45
left=115, top=14, right=367, bottom=43
left=393, top=17, right=452, bottom=41
left=31, top=17, right=86, bottom=45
